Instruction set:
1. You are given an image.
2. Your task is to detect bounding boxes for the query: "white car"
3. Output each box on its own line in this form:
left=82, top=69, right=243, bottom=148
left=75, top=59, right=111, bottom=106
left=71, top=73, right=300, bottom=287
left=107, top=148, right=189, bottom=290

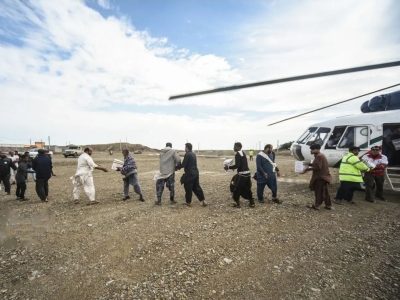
left=28, top=149, right=39, bottom=159
left=28, top=149, right=53, bottom=159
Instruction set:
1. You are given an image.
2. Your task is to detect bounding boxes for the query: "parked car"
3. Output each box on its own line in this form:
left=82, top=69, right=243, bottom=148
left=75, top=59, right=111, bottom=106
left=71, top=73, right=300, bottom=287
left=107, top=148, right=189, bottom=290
left=28, top=148, right=53, bottom=159
left=63, top=145, right=83, bottom=158
left=28, top=148, right=39, bottom=159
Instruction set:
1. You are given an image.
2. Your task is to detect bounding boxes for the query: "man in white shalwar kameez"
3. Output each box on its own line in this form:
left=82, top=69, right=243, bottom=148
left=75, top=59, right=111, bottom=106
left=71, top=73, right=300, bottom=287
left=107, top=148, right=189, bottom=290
left=72, top=147, right=107, bottom=205
left=9, top=151, right=18, bottom=185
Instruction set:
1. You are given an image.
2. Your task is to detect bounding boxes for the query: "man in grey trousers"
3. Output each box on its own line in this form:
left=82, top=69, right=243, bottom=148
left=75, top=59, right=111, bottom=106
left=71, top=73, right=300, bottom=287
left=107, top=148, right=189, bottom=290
left=155, top=142, right=181, bottom=205
left=117, top=149, right=144, bottom=202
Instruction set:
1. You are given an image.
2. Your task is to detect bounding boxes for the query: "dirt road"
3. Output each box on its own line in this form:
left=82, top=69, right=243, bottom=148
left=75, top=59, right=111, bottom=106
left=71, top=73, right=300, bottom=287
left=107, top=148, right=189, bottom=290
left=1, top=153, right=399, bottom=299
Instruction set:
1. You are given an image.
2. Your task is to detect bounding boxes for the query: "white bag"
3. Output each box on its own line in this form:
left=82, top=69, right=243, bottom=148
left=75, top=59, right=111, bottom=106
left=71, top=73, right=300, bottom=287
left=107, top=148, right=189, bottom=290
left=111, top=159, right=123, bottom=170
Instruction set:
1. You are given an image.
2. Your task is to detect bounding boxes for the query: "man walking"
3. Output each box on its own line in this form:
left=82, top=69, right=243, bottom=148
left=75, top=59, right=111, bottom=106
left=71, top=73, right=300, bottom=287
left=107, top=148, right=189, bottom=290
left=15, top=154, right=35, bottom=201
left=155, top=142, right=181, bottom=205
left=117, top=149, right=144, bottom=202
left=32, top=149, right=53, bottom=202
left=72, top=147, right=108, bottom=205
left=335, top=146, right=370, bottom=204
left=24, top=151, right=36, bottom=182
left=302, top=144, right=332, bottom=210
left=255, top=144, right=281, bottom=204
left=0, top=152, right=17, bottom=195
left=224, top=142, right=255, bottom=208
left=180, top=143, right=207, bottom=207
left=9, top=151, right=18, bottom=185
left=249, top=149, right=254, bottom=161
left=361, top=146, right=388, bottom=202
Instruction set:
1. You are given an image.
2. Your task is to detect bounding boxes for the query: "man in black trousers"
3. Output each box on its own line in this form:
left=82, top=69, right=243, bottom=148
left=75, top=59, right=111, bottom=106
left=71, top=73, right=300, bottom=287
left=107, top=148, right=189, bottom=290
left=0, top=152, right=17, bottom=195
left=180, top=143, right=207, bottom=207
left=32, top=149, right=53, bottom=202
left=224, top=142, right=255, bottom=208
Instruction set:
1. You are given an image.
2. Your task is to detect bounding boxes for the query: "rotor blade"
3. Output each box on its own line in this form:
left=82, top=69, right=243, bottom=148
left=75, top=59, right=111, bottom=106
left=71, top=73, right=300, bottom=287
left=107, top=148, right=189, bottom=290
left=267, top=83, right=400, bottom=126
left=169, top=60, right=400, bottom=100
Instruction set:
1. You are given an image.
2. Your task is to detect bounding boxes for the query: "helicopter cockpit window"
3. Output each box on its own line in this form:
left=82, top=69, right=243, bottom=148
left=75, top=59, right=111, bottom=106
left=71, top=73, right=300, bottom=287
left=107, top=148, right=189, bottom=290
left=306, top=127, right=331, bottom=146
left=297, top=127, right=317, bottom=144
left=338, top=126, right=369, bottom=149
left=326, top=126, right=346, bottom=149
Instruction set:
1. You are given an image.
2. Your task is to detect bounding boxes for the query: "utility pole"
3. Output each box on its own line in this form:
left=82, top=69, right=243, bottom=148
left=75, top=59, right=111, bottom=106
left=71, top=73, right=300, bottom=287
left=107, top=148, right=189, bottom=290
left=48, top=136, right=51, bottom=150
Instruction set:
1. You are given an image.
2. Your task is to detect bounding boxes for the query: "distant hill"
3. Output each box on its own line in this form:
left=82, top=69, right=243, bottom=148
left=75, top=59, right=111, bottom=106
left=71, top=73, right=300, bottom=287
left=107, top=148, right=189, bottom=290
left=85, top=143, right=157, bottom=153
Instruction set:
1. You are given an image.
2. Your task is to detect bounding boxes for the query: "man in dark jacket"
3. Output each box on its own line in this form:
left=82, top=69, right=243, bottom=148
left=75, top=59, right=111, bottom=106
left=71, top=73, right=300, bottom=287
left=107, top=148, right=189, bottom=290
left=255, top=144, right=281, bottom=204
left=224, top=142, right=255, bottom=208
left=0, top=152, right=17, bottom=195
left=117, top=149, right=144, bottom=202
left=32, top=149, right=53, bottom=202
left=180, top=143, right=207, bottom=207
left=16, top=154, right=35, bottom=201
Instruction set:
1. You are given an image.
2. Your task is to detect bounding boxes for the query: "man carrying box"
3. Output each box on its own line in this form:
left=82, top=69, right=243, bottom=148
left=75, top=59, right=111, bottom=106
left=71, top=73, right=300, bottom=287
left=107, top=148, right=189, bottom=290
left=302, top=143, right=332, bottom=210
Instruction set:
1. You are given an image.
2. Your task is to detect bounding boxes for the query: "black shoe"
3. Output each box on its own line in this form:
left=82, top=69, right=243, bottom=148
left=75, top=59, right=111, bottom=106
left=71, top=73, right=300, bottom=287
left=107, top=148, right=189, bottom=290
left=272, top=198, right=282, bottom=204
left=249, top=203, right=255, bottom=208
left=122, top=196, right=130, bottom=201
left=7, top=192, right=10, bottom=195
left=139, top=196, right=145, bottom=202
left=376, top=196, right=385, bottom=201
left=19, top=198, right=29, bottom=201
left=154, top=200, right=161, bottom=206
left=16, top=197, right=21, bottom=200
left=232, top=202, right=241, bottom=208
left=258, top=200, right=265, bottom=204
left=365, top=199, right=375, bottom=203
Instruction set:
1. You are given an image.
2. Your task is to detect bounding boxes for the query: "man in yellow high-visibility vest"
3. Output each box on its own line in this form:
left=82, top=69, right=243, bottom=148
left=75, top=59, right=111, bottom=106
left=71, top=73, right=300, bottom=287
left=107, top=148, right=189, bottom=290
left=334, top=146, right=370, bottom=204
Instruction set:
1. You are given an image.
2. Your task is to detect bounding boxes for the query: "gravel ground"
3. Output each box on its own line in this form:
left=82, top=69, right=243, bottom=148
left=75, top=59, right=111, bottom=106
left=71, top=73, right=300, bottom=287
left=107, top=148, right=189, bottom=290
left=0, top=152, right=399, bottom=300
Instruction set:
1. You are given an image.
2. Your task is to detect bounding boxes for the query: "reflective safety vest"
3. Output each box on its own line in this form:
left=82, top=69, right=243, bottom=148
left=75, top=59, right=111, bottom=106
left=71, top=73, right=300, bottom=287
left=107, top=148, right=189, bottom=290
left=339, top=152, right=370, bottom=183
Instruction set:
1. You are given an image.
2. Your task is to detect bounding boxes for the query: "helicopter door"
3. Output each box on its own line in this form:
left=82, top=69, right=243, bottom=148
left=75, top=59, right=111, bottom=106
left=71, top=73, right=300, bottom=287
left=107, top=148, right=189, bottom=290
left=382, top=124, right=400, bottom=166
left=383, top=124, right=400, bottom=191
left=337, top=126, right=369, bottom=149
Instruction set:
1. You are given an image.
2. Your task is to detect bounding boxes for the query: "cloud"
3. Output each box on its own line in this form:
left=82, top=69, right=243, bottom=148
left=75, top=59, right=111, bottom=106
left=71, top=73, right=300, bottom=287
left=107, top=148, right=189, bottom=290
left=0, top=0, right=399, bottom=149
left=96, top=0, right=111, bottom=10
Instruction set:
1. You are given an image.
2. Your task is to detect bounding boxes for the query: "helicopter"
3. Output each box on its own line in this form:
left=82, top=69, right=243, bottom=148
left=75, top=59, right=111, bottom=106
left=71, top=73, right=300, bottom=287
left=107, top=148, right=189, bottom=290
left=169, top=61, right=400, bottom=191
left=289, top=91, right=400, bottom=191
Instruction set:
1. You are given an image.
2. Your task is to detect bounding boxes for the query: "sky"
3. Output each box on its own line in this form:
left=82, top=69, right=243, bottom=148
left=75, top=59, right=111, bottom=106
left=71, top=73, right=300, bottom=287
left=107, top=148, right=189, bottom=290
left=1, top=0, right=400, bottom=150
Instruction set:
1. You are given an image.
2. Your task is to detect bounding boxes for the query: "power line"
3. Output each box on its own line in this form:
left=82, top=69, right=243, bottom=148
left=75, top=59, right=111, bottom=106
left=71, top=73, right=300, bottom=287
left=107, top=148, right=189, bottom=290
left=267, top=83, right=400, bottom=126
left=169, top=60, right=400, bottom=100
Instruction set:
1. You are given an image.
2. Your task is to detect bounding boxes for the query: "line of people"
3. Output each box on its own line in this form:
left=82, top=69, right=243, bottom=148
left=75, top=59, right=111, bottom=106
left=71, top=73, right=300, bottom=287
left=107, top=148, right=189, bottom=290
left=71, top=143, right=207, bottom=207
left=1, top=142, right=389, bottom=209
left=302, top=144, right=388, bottom=210
left=0, top=149, right=53, bottom=201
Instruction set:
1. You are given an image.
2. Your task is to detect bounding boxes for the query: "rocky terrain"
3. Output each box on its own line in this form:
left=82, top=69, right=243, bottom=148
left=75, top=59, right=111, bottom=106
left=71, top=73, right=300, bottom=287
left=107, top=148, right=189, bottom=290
left=0, top=153, right=399, bottom=299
